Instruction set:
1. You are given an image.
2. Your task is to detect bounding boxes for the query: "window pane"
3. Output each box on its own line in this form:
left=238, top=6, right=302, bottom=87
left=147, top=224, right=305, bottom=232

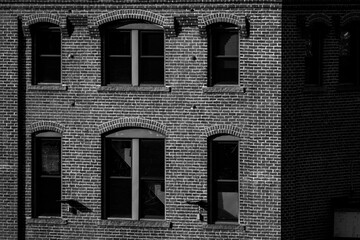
left=37, top=56, right=61, bottom=83
left=108, top=179, right=132, bottom=218
left=139, top=139, right=164, bottom=178
left=217, top=182, right=238, bottom=221
left=212, top=58, right=238, bottom=85
left=108, top=31, right=131, bottom=55
left=37, top=30, right=61, bottom=55
left=38, top=177, right=61, bottom=216
left=107, top=139, right=132, bottom=177
left=139, top=58, right=164, bottom=84
left=40, top=138, right=61, bottom=175
left=213, top=141, right=238, bottom=180
left=213, top=32, right=238, bottom=56
left=140, top=31, right=164, bottom=56
left=140, top=180, right=165, bottom=219
left=106, top=57, right=132, bottom=84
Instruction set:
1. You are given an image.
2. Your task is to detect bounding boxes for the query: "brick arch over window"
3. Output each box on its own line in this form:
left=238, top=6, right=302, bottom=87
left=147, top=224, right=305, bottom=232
left=30, top=121, right=65, bottom=134
left=205, top=125, right=242, bottom=138
left=306, top=13, right=331, bottom=29
left=198, top=13, right=244, bottom=38
left=98, top=118, right=168, bottom=136
left=22, top=13, right=68, bottom=38
left=341, top=12, right=360, bottom=27
left=89, top=9, right=175, bottom=38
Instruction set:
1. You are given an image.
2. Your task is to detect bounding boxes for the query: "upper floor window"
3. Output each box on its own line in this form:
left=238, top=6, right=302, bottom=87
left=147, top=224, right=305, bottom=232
left=208, top=23, right=239, bottom=86
left=102, top=128, right=165, bottom=220
left=102, top=21, right=164, bottom=86
left=32, top=23, right=61, bottom=84
left=32, top=131, right=61, bottom=217
left=305, top=23, right=327, bottom=87
left=208, top=135, right=239, bottom=224
left=340, top=21, right=360, bottom=86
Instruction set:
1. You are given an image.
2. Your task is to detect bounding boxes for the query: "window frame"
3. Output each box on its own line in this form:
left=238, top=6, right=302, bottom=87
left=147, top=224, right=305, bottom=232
left=208, top=23, right=240, bottom=87
left=32, top=131, right=62, bottom=218
left=31, top=23, right=62, bottom=85
left=208, top=135, right=239, bottom=224
left=102, top=128, right=166, bottom=220
left=102, top=21, right=165, bottom=86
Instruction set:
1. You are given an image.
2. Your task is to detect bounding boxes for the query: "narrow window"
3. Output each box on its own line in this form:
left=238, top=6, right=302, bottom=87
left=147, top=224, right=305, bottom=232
left=208, top=135, right=239, bottom=224
left=103, top=22, right=164, bottom=86
left=305, top=23, right=326, bottom=86
left=32, top=23, right=61, bottom=84
left=340, top=22, right=360, bottom=86
left=103, top=128, right=165, bottom=220
left=32, top=132, right=61, bottom=217
left=208, top=23, right=239, bottom=86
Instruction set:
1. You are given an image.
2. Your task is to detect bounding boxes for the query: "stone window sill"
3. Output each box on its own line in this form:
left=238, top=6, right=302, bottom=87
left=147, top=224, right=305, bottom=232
left=303, top=85, right=326, bottom=93
left=202, top=86, right=246, bottom=93
left=27, top=217, right=68, bottom=225
left=337, top=84, right=360, bottom=92
left=99, top=219, right=172, bottom=229
left=98, top=85, right=171, bottom=93
left=28, top=84, right=68, bottom=91
left=203, top=223, right=245, bottom=231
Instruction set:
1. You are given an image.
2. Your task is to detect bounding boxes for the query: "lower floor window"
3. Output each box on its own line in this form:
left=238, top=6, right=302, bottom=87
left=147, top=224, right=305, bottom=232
left=103, top=128, right=165, bottom=219
left=32, top=132, right=61, bottom=217
left=208, top=135, right=239, bottom=223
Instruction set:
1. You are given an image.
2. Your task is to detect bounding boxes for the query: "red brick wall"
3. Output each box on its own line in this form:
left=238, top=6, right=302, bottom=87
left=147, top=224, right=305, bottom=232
left=1, top=1, right=282, bottom=239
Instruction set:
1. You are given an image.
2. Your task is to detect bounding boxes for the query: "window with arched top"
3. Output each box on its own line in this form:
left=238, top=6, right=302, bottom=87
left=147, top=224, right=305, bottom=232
left=32, top=131, right=62, bottom=217
left=101, top=21, right=164, bottom=86
left=208, top=135, right=239, bottom=224
left=102, top=128, right=165, bottom=220
left=31, top=23, right=61, bottom=84
left=208, top=23, right=239, bottom=86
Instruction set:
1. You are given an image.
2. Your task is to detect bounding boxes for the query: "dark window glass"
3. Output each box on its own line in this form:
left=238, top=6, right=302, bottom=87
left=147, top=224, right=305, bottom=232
left=33, top=24, right=61, bottom=84
left=209, top=139, right=238, bottom=223
left=209, top=24, right=239, bottom=86
left=105, top=139, right=132, bottom=218
left=33, top=137, right=61, bottom=217
left=140, top=139, right=165, bottom=219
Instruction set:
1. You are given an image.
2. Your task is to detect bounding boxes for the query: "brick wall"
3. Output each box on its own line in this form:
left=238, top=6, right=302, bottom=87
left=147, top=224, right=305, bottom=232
left=0, top=1, right=282, bottom=239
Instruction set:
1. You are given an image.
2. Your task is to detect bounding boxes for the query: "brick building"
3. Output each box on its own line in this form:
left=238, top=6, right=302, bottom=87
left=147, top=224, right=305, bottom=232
left=1, top=0, right=360, bottom=239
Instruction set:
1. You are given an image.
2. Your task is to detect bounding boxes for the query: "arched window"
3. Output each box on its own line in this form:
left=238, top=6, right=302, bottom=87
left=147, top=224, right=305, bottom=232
left=31, top=23, right=61, bottom=84
left=101, top=21, right=164, bottom=86
left=102, top=128, right=165, bottom=220
left=32, top=131, right=62, bottom=217
left=208, top=23, right=239, bottom=86
left=208, top=135, right=239, bottom=224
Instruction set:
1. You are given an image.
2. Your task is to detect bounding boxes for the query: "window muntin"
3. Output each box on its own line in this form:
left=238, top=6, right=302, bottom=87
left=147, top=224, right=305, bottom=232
left=33, top=132, right=61, bottom=217
left=209, top=23, right=239, bottom=86
left=208, top=135, right=239, bottom=224
left=103, top=128, right=165, bottom=220
left=103, top=22, right=164, bottom=86
left=32, top=23, right=61, bottom=84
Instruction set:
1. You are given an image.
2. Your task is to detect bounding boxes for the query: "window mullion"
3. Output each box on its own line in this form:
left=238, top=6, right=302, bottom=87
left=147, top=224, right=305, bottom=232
left=132, top=139, right=140, bottom=220
left=131, top=30, right=139, bottom=86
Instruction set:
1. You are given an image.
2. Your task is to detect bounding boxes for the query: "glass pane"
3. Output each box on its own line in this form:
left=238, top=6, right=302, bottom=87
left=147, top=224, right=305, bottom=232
left=140, top=139, right=164, bottom=178
left=217, top=182, right=238, bottom=221
left=213, top=58, right=238, bottom=85
left=108, top=31, right=131, bottom=55
left=37, top=30, right=61, bottom=55
left=140, top=31, right=164, bottom=56
left=108, top=179, right=132, bottom=218
left=213, top=141, right=238, bottom=180
left=213, top=32, right=238, bottom=56
left=38, top=177, right=61, bottom=216
left=106, top=57, right=131, bottom=84
left=40, top=139, right=61, bottom=175
left=139, top=58, right=164, bottom=84
left=37, top=56, right=61, bottom=83
left=107, top=139, right=132, bottom=177
left=140, top=180, right=165, bottom=219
